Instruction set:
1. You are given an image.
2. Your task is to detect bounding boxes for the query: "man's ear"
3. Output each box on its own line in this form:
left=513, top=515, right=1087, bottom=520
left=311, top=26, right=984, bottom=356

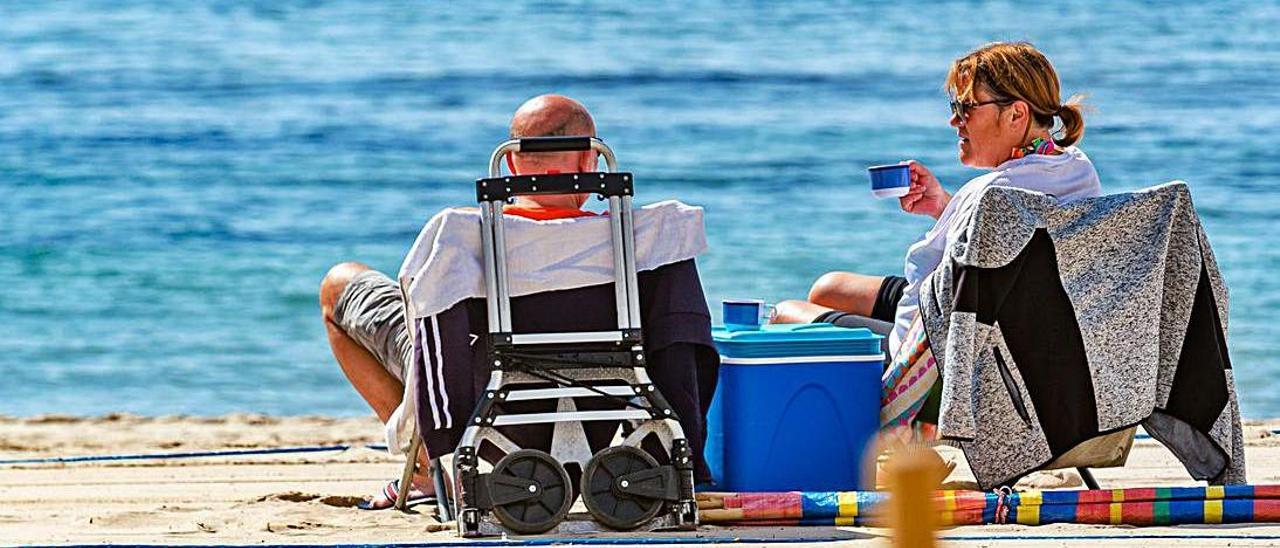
left=578, top=150, right=598, bottom=173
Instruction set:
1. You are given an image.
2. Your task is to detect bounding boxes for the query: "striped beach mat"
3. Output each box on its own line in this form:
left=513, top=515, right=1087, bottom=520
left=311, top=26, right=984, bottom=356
left=698, top=485, right=1280, bottom=527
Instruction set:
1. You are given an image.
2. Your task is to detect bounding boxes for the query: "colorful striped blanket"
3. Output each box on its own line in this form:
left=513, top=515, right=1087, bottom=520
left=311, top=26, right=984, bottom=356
left=699, top=485, right=1280, bottom=527
left=879, top=316, right=937, bottom=444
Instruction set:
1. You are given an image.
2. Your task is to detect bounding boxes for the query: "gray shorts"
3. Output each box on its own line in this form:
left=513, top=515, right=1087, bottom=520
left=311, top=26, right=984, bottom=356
left=332, top=270, right=412, bottom=382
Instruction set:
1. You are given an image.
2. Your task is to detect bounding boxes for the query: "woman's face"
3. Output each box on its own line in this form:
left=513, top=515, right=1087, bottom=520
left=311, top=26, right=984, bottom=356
left=950, top=89, right=1025, bottom=168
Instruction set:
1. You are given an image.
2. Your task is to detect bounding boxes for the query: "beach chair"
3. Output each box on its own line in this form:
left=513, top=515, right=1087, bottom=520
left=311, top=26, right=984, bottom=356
left=393, top=137, right=706, bottom=536
left=917, top=182, right=1244, bottom=490
left=1044, top=428, right=1135, bottom=489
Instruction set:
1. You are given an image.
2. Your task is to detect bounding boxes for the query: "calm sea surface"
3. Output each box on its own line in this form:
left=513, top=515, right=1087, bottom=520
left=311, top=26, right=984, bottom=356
left=3, top=2, right=1279, bottom=417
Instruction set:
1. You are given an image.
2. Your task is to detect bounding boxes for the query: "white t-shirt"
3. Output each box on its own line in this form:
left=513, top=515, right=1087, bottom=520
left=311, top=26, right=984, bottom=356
left=890, top=146, right=1103, bottom=352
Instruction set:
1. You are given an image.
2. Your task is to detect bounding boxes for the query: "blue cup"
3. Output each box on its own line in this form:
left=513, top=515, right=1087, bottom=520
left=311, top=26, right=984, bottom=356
left=868, top=163, right=911, bottom=199
left=723, top=299, right=764, bottom=330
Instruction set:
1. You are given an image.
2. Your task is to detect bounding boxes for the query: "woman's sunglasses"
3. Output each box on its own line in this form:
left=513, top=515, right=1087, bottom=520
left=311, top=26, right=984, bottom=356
left=949, top=98, right=1013, bottom=120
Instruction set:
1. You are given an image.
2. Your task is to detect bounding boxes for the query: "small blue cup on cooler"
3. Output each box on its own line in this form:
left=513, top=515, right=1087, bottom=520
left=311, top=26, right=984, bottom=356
left=722, top=299, right=764, bottom=331
left=868, top=163, right=911, bottom=199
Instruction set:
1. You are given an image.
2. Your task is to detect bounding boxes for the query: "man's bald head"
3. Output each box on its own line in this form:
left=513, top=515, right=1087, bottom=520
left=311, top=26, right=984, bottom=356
left=505, top=95, right=598, bottom=210
left=509, top=94, right=596, bottom=139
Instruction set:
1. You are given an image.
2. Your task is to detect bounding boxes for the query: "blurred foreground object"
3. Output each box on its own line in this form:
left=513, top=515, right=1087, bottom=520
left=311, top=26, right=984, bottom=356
left=885, top=445, right=948, bottom=548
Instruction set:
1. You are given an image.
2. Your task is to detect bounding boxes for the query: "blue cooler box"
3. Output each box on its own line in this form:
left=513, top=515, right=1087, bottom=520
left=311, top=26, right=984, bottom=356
left=706, top=323, right=884, bottom=491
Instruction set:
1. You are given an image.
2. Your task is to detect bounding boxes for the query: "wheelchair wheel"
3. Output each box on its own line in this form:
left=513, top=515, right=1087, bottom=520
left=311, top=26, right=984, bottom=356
left=580, top=446, right=665, bottom=530
left=489, top=449, right=573, bottom=534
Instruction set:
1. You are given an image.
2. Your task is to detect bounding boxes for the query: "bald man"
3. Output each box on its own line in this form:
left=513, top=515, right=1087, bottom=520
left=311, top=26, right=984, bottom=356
left=318, top=95, right=600, bottom=508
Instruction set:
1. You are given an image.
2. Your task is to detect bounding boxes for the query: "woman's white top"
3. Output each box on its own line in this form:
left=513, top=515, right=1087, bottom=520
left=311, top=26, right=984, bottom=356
left=890, top=147, right=1103, bottom=352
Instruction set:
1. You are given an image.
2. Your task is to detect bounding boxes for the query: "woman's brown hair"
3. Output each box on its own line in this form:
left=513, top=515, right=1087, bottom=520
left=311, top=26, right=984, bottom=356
left=945, top=42, right=1085, bottom=148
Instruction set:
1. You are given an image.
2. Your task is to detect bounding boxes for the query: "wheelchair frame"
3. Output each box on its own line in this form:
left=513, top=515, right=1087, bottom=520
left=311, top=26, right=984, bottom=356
left=395, top=137, right=698, bottom=536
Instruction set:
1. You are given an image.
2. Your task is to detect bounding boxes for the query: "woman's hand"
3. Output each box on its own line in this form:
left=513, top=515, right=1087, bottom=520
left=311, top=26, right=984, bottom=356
left=899, top=160, right=951, bottom=219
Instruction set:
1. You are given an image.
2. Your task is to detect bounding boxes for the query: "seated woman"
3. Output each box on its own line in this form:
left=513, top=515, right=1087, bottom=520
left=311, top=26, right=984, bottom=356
left=772, top=42, right=1103, bottom=431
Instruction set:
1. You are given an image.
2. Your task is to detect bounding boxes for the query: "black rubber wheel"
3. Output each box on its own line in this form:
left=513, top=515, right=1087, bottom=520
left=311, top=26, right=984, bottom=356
left=489, top=449, right=573, bottom=534
left=580, top=446, right=665, bottom=530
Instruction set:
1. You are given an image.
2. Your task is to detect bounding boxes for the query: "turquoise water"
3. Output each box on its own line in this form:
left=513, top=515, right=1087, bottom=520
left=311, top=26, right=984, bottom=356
left=3, top=2, right=1279, bottom=417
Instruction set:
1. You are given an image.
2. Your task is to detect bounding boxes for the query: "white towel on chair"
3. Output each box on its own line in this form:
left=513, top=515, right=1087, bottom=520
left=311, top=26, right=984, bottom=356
left=397, top=199, right=708, bottom=319
left=384, top=199, right=707, bottom=454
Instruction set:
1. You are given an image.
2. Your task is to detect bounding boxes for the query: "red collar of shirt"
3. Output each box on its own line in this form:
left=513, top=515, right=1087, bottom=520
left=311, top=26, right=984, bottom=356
left=503, top=206, right=599, bottom=221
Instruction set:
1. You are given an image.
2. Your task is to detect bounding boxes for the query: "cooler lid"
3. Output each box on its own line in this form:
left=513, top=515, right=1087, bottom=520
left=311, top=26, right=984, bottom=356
left=712, top=323, right=883, bottom=358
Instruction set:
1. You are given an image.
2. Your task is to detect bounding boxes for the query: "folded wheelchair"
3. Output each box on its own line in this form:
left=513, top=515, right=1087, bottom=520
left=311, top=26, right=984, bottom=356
left=395, top=137, right=699, bottom=536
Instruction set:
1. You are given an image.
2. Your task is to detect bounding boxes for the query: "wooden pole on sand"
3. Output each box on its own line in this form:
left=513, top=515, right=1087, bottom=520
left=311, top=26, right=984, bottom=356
left=884, top=444, right=948, bottom=548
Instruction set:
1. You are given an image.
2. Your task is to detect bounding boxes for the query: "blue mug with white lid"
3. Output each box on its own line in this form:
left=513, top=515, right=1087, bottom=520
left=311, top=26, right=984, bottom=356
left=868, top=163, right=911, bottom=198
left=723, top=299, right=765, bottom=330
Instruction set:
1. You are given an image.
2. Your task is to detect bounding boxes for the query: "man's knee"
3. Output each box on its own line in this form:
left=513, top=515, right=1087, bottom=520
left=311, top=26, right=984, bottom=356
left=320, top=261, right=372, bottom=319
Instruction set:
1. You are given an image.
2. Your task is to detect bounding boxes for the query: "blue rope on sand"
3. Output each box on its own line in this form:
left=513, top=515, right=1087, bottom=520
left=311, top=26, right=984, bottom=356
left=1134, top=428, right=1280, bottom=441
left=0, top=444, right=370, bottom=465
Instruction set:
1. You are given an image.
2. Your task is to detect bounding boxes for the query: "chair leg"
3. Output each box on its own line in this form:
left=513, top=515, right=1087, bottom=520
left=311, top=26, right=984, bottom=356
left=394, top=432, right=423, bottom=511
left=1077, top=467, right=1100, bottom=490
left=432, top=456, right=454, bottom=522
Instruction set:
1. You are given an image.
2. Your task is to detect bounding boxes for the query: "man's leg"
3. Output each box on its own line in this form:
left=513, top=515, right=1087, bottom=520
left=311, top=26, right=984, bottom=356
left=320, top=262, right=434, bottom=499
left=320, top=262, right=405, bottom=422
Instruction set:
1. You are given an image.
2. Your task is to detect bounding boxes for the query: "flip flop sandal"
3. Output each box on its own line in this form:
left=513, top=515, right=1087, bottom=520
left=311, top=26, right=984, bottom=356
left=357, top=479, right=437, bottom=511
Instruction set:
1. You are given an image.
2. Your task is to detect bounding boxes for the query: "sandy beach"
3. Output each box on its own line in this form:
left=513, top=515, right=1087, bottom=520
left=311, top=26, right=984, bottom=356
left=3, top=414, right=1280, bottom=546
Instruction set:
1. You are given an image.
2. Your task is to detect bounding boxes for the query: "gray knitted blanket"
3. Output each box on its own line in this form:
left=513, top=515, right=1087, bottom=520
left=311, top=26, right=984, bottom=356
left=920, top=181, right=1245, bottom=488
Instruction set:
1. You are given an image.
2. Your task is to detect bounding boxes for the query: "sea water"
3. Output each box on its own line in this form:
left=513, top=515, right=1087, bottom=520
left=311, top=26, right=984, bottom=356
left=2, top=1, right=1279, bottom=417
